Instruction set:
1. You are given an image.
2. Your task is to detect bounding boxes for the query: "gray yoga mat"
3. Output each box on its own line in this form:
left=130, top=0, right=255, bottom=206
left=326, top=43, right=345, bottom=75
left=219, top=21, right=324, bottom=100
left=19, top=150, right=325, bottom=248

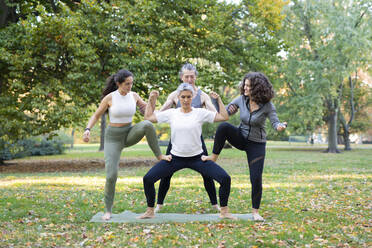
left=90, top=210, right=253, bottom=223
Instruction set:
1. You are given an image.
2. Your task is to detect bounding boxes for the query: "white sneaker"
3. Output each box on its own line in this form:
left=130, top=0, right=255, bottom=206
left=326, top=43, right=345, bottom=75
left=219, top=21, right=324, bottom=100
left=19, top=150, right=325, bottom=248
left=154, top=204, right=163, bottom=213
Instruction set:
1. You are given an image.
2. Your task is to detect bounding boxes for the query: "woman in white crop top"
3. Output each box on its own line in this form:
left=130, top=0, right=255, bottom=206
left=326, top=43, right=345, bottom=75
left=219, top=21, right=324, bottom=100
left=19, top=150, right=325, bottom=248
left=83, top=69, right=169, bottom=221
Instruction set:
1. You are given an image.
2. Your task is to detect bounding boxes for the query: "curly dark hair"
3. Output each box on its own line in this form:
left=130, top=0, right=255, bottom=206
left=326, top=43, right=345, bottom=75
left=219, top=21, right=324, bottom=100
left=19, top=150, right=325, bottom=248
left=239, top=72, right=274, bottom=104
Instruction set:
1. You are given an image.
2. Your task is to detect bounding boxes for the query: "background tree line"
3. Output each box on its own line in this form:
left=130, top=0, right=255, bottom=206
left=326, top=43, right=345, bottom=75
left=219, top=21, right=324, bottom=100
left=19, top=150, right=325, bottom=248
left=0, top=0, right=371, bottom=163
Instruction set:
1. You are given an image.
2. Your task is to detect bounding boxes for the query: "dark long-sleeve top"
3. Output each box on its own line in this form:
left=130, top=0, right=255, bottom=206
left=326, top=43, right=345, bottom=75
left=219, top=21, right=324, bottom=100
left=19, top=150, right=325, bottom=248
left=227, top=95, right=281, bottom=143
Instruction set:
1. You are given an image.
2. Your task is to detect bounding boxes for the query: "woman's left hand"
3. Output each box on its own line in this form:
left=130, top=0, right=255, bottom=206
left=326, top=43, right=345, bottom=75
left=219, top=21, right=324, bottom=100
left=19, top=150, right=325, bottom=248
left=209, top=91, right=220, bottom=100
left=277, top=122, right=287, bottom=131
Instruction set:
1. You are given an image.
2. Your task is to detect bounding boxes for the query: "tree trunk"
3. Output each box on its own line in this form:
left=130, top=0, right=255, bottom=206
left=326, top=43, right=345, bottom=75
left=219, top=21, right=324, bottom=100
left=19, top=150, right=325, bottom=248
left=325, top=109, right=340, bottom=153
left=343, top=129, right=351, bottom=151
left=309, top=132, right=314, bottom=145
left=0, top=0, right=17, bottom=28
left=337, top=135, right=344, bottom=145
left=99, top=113, right=106, bottom=151
left=70, top=129, right=74, bottom=149
left=338, top=76, right=355, bottom=151
left=339, top=112, right=352, bottom=151
left=0, top=0, right=10, bottom=28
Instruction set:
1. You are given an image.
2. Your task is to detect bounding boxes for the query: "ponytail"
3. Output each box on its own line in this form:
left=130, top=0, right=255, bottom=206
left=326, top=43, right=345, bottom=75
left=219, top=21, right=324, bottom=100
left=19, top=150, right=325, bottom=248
left=101, top=69, right=133, bottom=100
left=101, top=75, right=117, bottom=100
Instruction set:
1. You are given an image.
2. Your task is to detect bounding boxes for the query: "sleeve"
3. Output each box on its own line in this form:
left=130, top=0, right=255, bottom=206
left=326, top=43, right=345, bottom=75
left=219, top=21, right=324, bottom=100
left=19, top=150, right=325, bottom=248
left=267, top=102, right=280, bottom=130
left=197, top=108, right=216, bottom=123
left=226, top=96, right=241, bottom=115
left=155, top=109, right=173, bottom=124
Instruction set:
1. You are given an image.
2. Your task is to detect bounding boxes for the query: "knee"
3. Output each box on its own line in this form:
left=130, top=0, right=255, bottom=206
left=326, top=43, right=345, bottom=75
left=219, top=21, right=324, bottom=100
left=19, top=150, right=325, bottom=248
left=143, top=174, right=154, bottom=185
left=142, top=120, right=154, bottom=130
left=217, top=122, right=230, bottom=133
left=250, top=175, right=262, bottom=187
left=160, top=177, right=171, bottom=186
left=202, top=175, right=213, bottom=182
left=106, top=172, right=118, bottom=183
left=221, top=174, right=231, bottom=185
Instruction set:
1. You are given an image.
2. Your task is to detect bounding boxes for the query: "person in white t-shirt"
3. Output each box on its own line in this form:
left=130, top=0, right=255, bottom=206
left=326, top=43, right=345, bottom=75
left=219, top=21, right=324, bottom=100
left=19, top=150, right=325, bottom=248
left=155, top=63, right=220, bottom=213
left=138, top=83, right=236, bottom=219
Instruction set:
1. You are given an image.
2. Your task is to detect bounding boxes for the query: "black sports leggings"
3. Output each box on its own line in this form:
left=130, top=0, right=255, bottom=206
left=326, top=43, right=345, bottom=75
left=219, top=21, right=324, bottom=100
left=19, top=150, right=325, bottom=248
left=156, top=136, right=217, bottom=205
left=213, top=122, right=266, bottom=209
left=143, top=154, right=231, bottom=207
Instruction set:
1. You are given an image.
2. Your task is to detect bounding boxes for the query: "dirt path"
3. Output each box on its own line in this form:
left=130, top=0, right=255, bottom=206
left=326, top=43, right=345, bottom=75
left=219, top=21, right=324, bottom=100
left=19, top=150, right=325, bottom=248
left=0, top=158, right=156, bottom=173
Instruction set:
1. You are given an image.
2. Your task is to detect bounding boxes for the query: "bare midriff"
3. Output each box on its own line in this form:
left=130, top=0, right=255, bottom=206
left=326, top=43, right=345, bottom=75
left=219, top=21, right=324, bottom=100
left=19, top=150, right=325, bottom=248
left=109, top=122, right=131, bottom=127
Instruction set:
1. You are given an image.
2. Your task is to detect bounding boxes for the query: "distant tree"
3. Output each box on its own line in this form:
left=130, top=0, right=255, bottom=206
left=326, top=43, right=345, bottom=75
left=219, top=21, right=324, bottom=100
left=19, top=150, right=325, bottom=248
left=338, top=72, right=372, bottom=150
left=277, top=0, right=372, bottom=153
left=0, top=3, right=100, bottom=159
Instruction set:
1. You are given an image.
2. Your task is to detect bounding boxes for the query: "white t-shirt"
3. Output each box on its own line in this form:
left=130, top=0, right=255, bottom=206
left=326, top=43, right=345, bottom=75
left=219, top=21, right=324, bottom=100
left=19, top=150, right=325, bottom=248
left=155, top=108, right=216, bottom=157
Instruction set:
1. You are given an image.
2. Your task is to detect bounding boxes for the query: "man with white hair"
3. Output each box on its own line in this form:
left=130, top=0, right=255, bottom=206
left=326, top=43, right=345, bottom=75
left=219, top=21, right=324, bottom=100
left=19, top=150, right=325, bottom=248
left=160, top=63, right=218, bottom=112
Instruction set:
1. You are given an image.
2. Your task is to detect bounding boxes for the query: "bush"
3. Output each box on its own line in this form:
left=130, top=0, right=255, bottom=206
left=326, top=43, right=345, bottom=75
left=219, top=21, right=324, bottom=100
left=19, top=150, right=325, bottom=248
left=0, top=135, right=67, bottom=162
left=30, top=138, right=65, bottom=156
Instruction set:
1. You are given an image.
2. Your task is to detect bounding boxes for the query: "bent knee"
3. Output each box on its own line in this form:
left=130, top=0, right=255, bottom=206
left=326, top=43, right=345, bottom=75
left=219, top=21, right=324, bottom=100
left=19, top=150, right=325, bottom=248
left=143, top=174, right=155, bottom=185
left=142, top=120, right=154, bottom=129
left=221, top=174, right=231, bottom=184
left=250, top=176, right=262, bottom=186
left=217, top=122, right=231, bottom=132
left=106, top=173, right=118, bottom=183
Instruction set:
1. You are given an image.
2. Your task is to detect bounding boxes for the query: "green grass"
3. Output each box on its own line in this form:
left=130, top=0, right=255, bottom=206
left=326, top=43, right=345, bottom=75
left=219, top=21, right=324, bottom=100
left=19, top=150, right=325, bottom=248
left=11, top=141, right=372, bottom=161
left=1, top=143, right=371, bottom=247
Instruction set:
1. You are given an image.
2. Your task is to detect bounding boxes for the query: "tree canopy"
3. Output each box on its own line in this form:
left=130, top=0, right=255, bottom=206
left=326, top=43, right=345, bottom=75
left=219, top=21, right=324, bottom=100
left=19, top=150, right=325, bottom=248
left=0, top=0, right=286, bottom=157
left=277, top=0, right=372, bottom=152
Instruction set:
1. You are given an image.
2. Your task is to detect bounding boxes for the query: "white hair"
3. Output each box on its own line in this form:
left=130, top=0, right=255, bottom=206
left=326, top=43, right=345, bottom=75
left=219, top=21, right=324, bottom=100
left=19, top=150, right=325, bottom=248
left=179, top=63, right=198, bottom=78
left=176, top=83, right=195, bottom=96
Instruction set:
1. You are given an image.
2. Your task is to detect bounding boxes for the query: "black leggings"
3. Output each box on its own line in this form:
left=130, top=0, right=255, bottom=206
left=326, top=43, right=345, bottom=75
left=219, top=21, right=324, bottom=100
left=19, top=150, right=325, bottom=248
left=213, top=122, right=266, bottom=209
left=143, top=154, right=231, bottom=208
left=157, top=136, right=217, bottom=205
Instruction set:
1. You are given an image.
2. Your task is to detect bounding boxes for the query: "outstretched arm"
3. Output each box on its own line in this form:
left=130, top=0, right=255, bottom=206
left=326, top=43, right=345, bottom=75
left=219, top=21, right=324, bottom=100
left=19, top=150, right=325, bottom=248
left=133, top=92, right=147, bottom=115
left=268, top=102, right=287, bottom=131
left=144, top=90, right=159, bottom=123
left=210, top=92, right=229, bottom=122
left=83, top=95, right=110, bottom=142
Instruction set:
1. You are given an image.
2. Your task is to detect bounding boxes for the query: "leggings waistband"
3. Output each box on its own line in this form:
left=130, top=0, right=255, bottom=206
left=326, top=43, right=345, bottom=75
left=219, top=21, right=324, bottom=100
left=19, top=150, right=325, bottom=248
left=170, top=153, right=202, bottom=160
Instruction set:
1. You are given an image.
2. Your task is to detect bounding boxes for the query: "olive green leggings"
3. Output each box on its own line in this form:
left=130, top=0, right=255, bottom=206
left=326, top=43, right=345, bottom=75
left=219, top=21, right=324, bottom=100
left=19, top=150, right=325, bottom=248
left=104, top=120, right=161, bottom=212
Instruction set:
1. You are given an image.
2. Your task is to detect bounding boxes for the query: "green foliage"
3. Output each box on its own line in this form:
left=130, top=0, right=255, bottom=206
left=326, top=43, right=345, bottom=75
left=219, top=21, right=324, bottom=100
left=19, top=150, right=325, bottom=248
left=0, top=3, right=101, bottom=142
left=0, top=134, right=66, bottom=161
left=277, top=0, right=372, bottom=147
left=1, top=0, right=287, bottom=155
left=201, top=122, right=219, bottom=139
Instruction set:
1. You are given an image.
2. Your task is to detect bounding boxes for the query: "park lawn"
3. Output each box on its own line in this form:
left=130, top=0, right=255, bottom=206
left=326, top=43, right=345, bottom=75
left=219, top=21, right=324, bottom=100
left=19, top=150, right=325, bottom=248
left=0, top=145, right=371, bottom=247
left=9, top=141, right=372, bottom=160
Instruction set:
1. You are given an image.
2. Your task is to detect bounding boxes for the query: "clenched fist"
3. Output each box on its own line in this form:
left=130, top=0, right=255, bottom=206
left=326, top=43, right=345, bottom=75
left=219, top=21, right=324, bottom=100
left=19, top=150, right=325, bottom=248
left=149, top=90, right=159, bottom=100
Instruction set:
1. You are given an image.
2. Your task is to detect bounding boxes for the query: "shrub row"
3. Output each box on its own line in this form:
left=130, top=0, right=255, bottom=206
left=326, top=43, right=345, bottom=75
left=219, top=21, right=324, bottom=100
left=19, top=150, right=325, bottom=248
left=0, top=136, right=66, bottom=162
